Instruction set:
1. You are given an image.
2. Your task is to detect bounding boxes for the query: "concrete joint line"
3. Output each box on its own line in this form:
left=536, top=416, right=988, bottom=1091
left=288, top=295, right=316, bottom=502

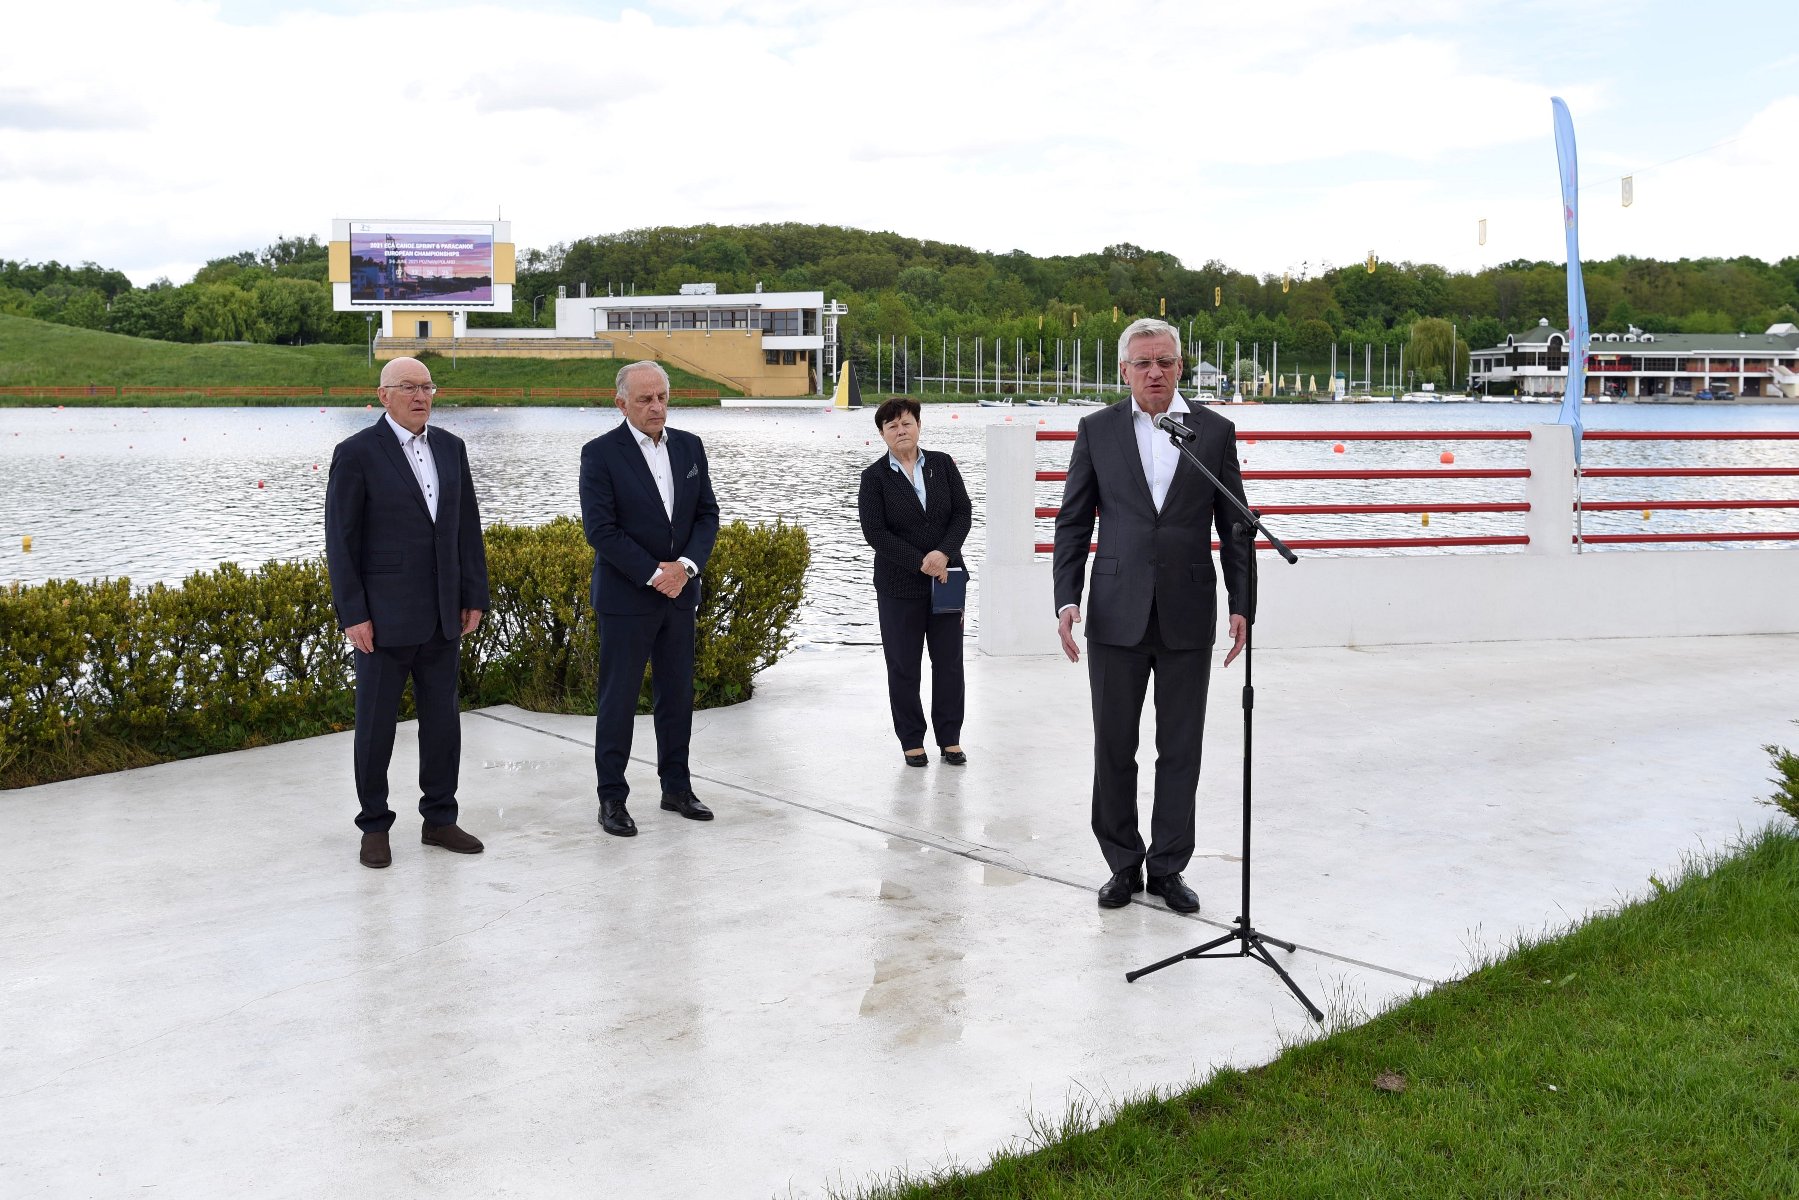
left=468, top=710, right=1442, bottom=988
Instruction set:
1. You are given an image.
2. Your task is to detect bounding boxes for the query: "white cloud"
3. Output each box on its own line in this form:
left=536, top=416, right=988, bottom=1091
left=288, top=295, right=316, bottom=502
left=0, top=0, right=1790, bottom=287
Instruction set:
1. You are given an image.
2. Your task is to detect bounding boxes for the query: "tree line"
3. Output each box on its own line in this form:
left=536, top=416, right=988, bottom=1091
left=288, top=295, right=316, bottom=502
left=8, top=224, right=1798, bottom=362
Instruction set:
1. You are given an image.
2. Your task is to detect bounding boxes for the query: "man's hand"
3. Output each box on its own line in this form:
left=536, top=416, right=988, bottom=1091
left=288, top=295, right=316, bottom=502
left=651, top=562, right=687, bottom=598
left=1222, top=614, right=1248, bottom=666
left=461, top=608, right=483, bottom=636
left=1058, top=606, right=1082, bottom=663
left=920, top=550, right=950, bottom=583
left=344, top=620, right=375, bottom=654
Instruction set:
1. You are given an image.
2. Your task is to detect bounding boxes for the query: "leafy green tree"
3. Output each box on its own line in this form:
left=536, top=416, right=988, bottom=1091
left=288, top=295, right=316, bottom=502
left=108, top=285, right=197, bottom=341
left=1407, top=317, right=1468, bottom=381
left=183, top=282, right=266, bottom=342
left=252, top=277, right=334, bottom=344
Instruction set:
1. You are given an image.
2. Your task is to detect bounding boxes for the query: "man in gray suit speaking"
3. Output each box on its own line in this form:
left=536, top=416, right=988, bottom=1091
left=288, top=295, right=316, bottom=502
left=1052, top=318, right=1251, bottom=913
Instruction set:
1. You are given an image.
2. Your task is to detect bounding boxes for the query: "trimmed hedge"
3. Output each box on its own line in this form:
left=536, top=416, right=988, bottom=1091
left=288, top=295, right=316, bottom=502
left=0, top=517, right=809, bottom=788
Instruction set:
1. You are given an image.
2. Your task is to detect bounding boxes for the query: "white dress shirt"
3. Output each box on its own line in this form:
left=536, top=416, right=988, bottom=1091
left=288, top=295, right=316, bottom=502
left=888, top=450, right=927, bottom=508
left=384, top=413, right=439, bottom=521
left=626, top=419, right=697, bottom=585
left=1130, top=392, right=1190, bottom=512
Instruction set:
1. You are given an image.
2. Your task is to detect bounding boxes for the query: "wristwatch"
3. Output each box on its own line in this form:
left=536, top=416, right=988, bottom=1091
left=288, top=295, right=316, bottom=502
left=682, top=561, right=698, bottom=580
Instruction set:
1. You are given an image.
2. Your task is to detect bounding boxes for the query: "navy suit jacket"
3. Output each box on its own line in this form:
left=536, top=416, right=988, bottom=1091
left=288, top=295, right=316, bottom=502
left=579, top=420, right=720, bottom=615
left=324, top=417, right=490, bottom=647
left=1051, top=400, right=1250, bottom=650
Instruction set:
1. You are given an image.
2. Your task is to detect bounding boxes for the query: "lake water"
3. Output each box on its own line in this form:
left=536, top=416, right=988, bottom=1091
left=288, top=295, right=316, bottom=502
left=3, top=401, right=1797, bottom=647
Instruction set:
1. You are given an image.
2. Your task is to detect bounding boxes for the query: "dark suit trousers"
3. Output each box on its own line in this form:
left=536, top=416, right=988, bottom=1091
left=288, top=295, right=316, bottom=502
left=352, top=631, right=462, bottom=834
left=595, top=604, right=697, bottom=802
left=1086, top=608, right=1212, bottom=877
left=876, top=592, right=965, bottom=751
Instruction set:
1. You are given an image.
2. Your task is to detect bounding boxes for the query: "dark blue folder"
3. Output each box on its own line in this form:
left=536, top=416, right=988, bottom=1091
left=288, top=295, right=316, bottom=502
left=931, top=567, right=968, bottom=614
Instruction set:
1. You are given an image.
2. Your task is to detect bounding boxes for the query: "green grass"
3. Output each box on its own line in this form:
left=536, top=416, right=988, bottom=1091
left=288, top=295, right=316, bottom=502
left=860, top=825, right=1799, bottom=1200
left=0, top=313, right=731, bottom=402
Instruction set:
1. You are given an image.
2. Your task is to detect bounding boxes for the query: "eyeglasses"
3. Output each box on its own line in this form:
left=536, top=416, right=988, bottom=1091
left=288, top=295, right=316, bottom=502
left=1123, top=356, right=1181, bottom=371
left=384, top=382, right=437, bottom=396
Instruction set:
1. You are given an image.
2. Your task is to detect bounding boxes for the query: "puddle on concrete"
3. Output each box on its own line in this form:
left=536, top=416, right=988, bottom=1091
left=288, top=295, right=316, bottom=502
left=981, top=864, right=1026, bottom=887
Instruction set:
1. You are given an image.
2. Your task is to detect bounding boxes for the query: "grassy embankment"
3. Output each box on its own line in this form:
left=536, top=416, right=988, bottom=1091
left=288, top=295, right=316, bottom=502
left=860, top=823, right=1799, bottom=1200
left=0, top=313, right=730, bottom=404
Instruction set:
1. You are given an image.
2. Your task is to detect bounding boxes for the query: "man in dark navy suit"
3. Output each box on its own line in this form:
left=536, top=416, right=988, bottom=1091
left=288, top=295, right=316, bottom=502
left=580, top=361, right=721, bottom=838
left=325, top=356, right=490, bottom=869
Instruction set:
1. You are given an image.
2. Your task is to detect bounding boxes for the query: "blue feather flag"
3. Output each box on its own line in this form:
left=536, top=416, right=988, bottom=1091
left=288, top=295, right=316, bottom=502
left=1552, top=97, right=1587, bottom=464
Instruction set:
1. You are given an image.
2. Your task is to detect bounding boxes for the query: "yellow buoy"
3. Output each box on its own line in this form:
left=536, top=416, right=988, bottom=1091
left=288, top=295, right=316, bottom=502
left=1421, top=513, right=1431, bottom=527
left=1642, top=510, right=1652, bottom=520
left=21, top=536, right=32, bottom=552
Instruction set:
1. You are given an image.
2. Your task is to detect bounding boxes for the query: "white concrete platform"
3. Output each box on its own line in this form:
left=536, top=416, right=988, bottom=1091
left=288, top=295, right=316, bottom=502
left=3, top=634, right=1794, bottom=1198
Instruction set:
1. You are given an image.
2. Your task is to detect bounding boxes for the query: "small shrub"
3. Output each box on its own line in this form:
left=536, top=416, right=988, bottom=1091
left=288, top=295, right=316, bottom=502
left=1765, top=727, right=1799, bottom=824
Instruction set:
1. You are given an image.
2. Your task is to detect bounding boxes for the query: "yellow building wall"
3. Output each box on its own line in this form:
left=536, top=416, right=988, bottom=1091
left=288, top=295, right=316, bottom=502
left=605, top=330, right=813, bottom=397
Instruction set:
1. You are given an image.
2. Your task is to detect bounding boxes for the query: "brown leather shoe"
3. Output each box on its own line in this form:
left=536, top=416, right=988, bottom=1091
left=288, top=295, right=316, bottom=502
left=421, top=823, right=484, bottom=854
left=360, top=831, right=392, bottom=869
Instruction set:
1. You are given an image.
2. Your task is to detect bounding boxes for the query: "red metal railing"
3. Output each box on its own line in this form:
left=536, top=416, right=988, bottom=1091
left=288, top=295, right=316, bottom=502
left=1030, top=429, right=1799, bottom=553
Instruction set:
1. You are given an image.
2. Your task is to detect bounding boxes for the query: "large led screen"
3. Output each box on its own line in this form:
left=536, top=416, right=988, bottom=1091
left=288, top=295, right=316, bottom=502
left=347, top=221, right=496, bottom=307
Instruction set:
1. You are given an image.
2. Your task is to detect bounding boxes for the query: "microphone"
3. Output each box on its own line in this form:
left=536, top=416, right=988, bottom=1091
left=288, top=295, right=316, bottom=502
left=1153, top=412, right=1196, bottom=441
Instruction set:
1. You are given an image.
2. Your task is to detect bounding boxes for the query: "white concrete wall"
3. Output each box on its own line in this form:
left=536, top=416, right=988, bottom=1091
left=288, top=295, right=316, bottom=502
left=979, top=422, right=1799, bottom=655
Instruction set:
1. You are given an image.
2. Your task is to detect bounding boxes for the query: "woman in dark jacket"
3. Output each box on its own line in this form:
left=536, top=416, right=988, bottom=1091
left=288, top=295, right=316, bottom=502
left=856, top=397, right=973, bottom=768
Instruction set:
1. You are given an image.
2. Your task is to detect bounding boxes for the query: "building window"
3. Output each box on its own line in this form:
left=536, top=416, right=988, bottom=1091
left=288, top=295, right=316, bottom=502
left=1641, top=357, right=1676, bottom=371
left=710, top=308, right=749, bottom=330
left=760, top=309, right=800, bottom=337
left=781, top=350, right=797, bottom=365
left=764, top=350, right=781, bottom=365
left=671, top=310, right=703, bottom=330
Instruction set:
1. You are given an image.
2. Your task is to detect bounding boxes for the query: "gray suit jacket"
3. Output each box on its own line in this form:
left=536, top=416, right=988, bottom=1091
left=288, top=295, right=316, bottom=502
left=1051, top=399, right=1251, bottom=649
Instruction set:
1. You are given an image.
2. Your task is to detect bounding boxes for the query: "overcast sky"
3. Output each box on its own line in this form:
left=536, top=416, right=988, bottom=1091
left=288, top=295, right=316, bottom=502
left=3, top=0, right=1793, bottom=288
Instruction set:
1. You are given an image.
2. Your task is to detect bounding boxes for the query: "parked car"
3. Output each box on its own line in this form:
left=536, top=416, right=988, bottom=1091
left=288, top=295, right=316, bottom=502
left=1712, top=387, right=1736, bottom=401
left=1696, top=390, right=1713, bottom=401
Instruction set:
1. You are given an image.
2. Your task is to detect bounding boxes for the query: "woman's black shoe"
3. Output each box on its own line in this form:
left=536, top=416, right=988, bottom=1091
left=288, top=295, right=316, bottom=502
left=904, top=751, right=929, bottom=768
left=939, top=749, right=967, bottom=766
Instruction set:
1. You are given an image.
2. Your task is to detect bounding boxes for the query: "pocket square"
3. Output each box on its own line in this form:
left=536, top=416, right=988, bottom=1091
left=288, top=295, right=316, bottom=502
left=685, top=464, right=699, bottom=479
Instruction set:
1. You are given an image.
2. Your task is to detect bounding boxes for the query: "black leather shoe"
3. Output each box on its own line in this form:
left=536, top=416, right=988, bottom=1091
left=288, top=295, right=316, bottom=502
left=939, top=748, right=967, bottom=766
left=1147, top=872, right=1200, bottom=914
left=903, top=751, right=928, bottom=768
left=1097, top=866, right=1144, bottom=908
left=660, top=790, right=714, bottom=821
left=599, top=800, right=637, bottom=837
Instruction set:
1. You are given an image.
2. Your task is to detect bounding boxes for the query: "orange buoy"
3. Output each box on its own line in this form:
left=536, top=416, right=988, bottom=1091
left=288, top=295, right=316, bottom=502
left=1332, top=442, right=1345, bottom=454
left=1244, top=438, right=1257, bottom=445
left=1439, top=451, right=1456, bottom=464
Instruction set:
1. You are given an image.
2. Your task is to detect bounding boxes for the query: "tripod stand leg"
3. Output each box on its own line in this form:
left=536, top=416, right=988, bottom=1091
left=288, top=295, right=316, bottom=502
left=1125, top=930, right=1237, bottom=983
left=1245, top=933, right=1324, bottom=1022
left=1253, top=930, right=1298, bottom=954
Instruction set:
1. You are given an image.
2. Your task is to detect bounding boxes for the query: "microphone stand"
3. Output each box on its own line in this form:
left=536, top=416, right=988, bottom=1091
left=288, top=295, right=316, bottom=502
left=1125, top=415, right=1322, bottom=1023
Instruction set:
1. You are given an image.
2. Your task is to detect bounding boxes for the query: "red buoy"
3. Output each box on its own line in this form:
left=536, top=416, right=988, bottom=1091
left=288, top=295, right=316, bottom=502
left=1439, top=451, right=1456, bottom=464
left=1332, top=442, right=1345, bottom=454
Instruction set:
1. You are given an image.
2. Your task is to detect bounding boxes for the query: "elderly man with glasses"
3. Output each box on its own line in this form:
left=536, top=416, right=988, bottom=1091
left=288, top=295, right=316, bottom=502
left=325, top=356, right=491, bottom=869
left=1052, top=318, right=1251, bottom=914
